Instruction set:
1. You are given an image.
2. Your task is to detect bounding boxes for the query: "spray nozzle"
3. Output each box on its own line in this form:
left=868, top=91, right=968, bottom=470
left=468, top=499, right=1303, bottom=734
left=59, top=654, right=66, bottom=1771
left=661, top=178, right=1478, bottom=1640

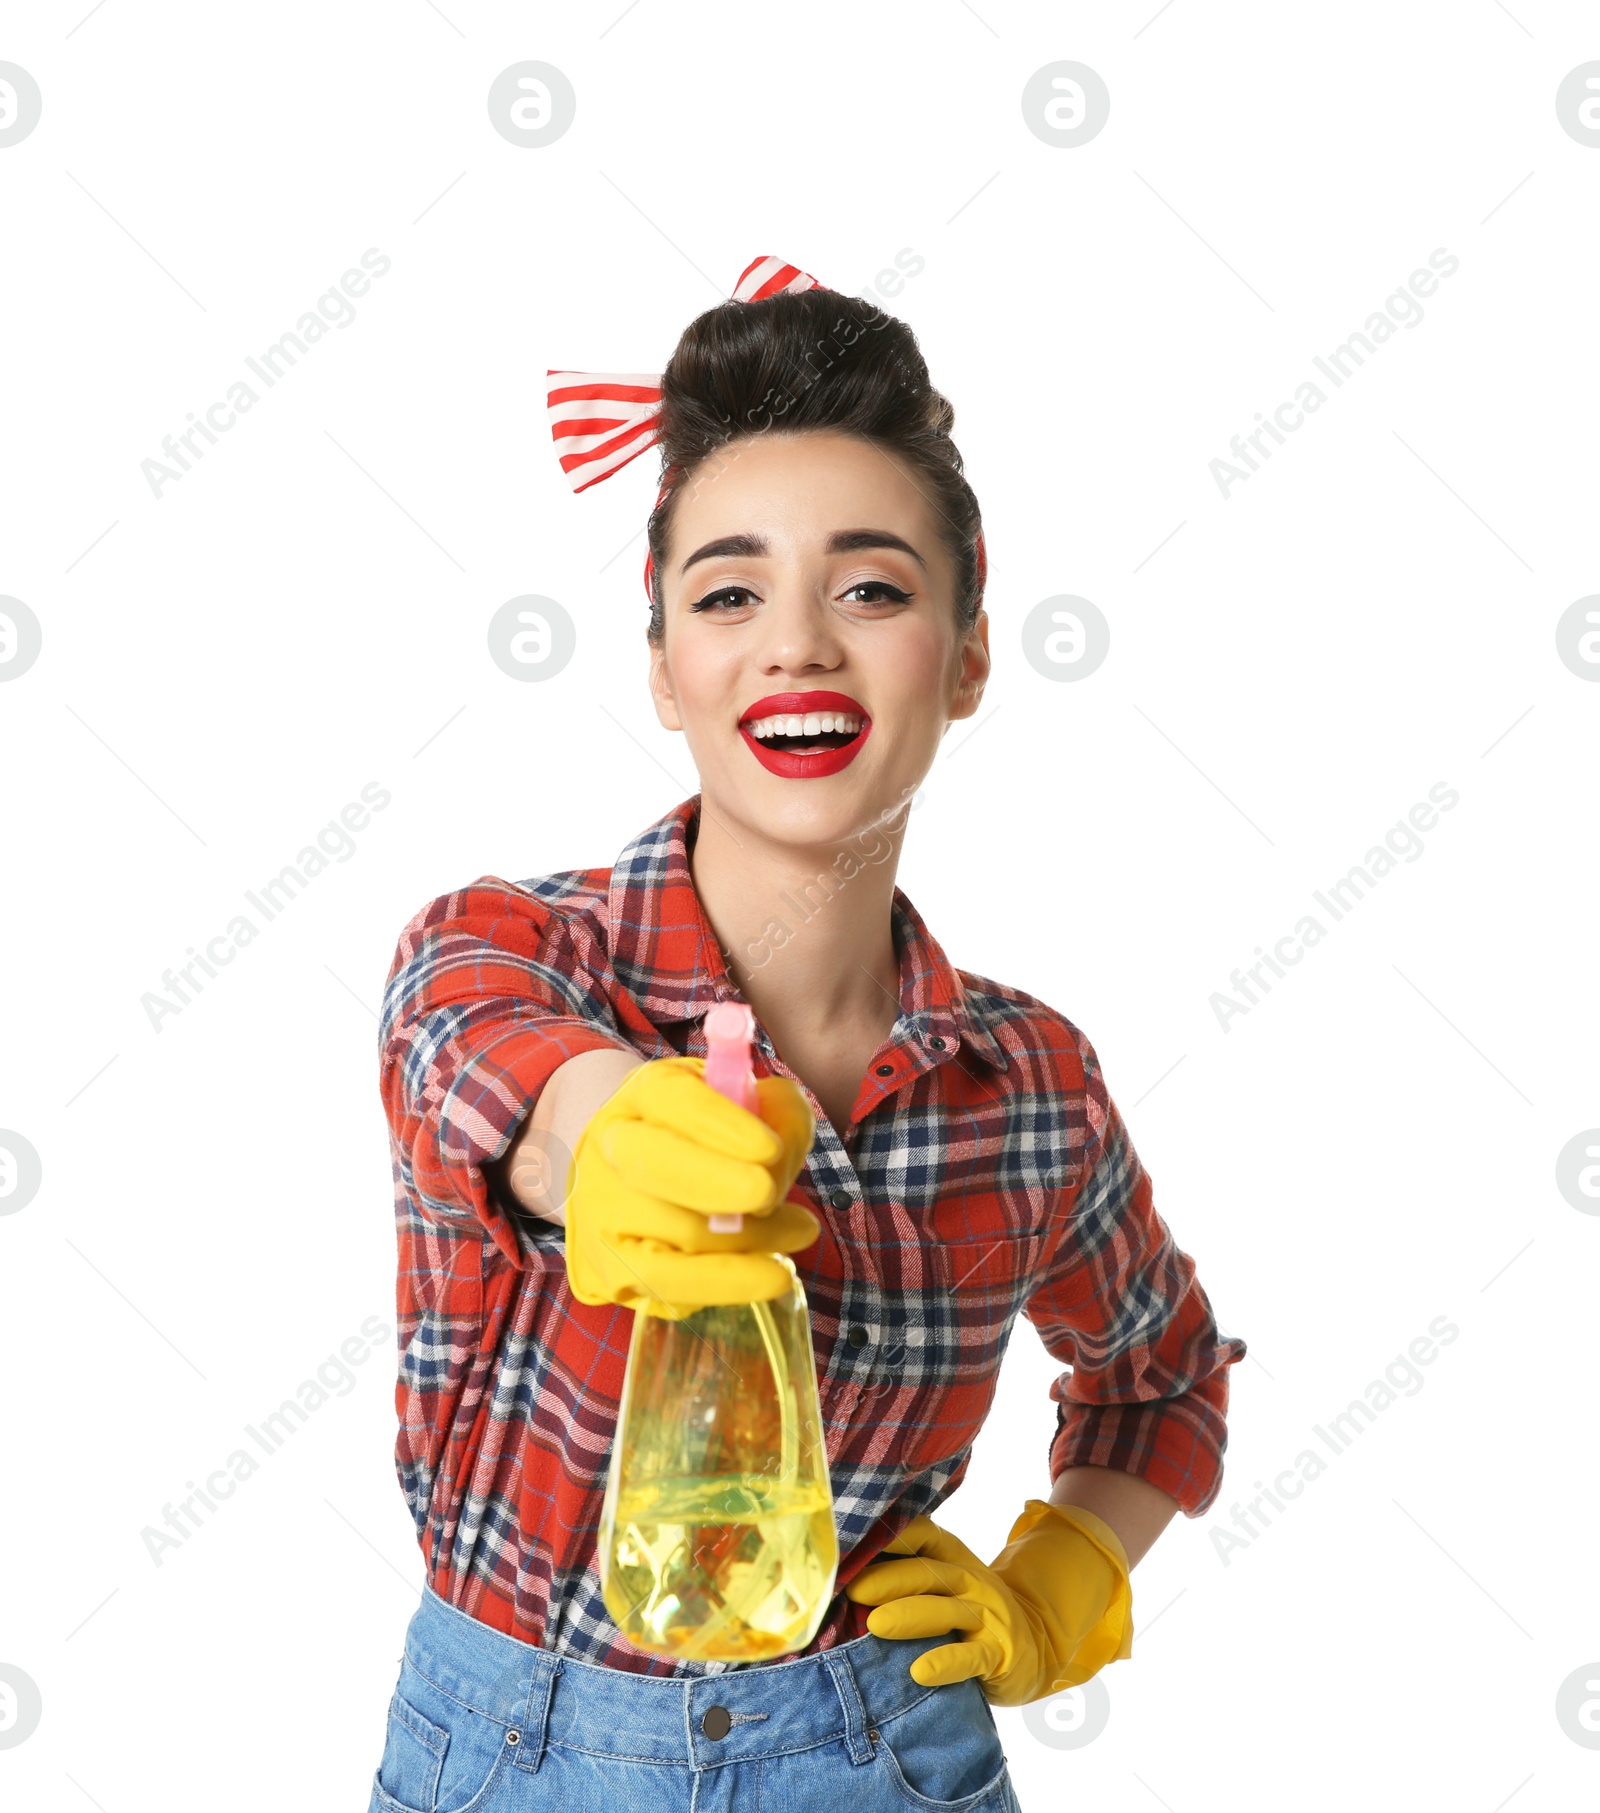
left=703, top=1001, right=757, bottom=1233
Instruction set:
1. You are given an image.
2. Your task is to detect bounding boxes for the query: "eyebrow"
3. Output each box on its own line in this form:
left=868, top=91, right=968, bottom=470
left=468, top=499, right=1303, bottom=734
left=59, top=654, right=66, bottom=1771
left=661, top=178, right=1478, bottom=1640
left=678, top=528, right=928, bottom=576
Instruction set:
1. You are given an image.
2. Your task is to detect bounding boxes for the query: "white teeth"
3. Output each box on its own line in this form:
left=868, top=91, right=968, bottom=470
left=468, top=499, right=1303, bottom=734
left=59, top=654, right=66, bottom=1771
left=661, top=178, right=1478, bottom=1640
left=744, top=709, right=862, bottom=741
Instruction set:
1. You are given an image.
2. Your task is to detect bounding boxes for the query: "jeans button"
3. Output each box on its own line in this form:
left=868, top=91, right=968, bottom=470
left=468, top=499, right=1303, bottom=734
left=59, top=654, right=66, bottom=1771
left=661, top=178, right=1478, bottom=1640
left=702, top=1705, right=732, bottom=1740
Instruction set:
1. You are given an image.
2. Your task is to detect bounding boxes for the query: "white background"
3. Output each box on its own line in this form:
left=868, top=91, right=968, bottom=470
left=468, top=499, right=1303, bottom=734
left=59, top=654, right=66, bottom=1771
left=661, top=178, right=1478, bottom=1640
left=2, top=2, right=1597, bottom=1808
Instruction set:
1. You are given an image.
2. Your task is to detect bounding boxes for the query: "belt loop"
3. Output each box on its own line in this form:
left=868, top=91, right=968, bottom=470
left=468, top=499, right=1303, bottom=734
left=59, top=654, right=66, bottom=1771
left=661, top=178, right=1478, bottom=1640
left=511, top=1654, right=562, bottom=1775
left=821, top=1648, right=876, bottom=1766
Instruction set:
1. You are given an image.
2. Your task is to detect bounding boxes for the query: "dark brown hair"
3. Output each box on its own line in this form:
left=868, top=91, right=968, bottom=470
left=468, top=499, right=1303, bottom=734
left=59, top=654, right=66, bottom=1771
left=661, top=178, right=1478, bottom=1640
left=644, top=287, right=982, bottom=642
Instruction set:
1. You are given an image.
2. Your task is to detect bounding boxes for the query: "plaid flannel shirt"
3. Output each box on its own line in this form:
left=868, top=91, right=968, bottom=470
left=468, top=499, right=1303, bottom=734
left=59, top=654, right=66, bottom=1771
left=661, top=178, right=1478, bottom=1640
left=378, top=793, right=1246, bottom=1675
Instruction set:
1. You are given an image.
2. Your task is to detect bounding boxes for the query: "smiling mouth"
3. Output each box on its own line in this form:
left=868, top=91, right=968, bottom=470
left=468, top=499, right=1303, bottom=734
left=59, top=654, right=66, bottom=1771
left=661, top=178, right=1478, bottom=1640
left=737, top=702, right=872, bottom=777
left=740, top=706, right=867, bottom=752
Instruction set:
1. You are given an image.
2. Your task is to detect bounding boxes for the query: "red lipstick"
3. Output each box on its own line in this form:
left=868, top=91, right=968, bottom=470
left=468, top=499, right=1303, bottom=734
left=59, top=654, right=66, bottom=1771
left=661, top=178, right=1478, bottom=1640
left=737, top=689, right=872, bottom=780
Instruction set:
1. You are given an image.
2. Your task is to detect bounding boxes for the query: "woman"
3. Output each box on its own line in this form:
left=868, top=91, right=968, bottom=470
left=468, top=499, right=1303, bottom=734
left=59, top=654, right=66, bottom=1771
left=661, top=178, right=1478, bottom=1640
left=372, top=256, right=1246, bottom=1812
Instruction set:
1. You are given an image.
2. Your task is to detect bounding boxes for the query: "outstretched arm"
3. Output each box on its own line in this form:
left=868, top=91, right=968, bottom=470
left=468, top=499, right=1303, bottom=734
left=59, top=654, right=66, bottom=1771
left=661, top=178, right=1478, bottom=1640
left=484, top=1045, right=644, bottom=1226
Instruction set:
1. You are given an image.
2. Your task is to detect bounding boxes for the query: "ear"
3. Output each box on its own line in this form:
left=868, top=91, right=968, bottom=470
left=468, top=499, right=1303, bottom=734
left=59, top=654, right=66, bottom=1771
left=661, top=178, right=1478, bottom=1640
left=950, top=609, right=991, bottom=721
left=647, top=637, right=684, bottom=732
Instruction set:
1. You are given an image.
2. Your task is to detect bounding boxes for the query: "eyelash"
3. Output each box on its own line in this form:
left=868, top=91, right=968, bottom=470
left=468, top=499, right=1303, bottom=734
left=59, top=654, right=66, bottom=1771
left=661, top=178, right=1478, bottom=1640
left=688, top=580, right=914, bottom=613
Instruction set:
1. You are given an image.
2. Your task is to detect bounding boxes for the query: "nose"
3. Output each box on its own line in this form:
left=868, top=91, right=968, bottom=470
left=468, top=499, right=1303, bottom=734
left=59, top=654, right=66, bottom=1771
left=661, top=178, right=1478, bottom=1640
left=754, top=582, right=844, bottom=675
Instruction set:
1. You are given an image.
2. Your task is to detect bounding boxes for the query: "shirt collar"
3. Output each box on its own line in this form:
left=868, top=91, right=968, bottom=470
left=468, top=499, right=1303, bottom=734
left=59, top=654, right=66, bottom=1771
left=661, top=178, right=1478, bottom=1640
left=606, top=794, right=1008, bottom=1073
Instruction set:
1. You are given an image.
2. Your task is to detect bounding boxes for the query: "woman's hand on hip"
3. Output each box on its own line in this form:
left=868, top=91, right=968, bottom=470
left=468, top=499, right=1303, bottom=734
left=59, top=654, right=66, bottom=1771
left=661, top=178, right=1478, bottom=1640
left=844, top=1504, right=1134, bottom=1707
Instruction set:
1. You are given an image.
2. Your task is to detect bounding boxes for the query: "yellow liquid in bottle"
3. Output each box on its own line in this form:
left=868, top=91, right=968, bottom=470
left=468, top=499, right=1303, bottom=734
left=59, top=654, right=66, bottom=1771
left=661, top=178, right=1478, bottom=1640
left=599, top=1236, right=838, bottom=1663
left=603, top=1471, right=839, bottom=1662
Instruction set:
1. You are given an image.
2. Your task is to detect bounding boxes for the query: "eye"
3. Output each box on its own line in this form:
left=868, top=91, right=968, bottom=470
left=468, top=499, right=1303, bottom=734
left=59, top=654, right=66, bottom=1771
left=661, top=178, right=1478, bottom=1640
left=688, top=586, right=757, bottom=613
left=842, top=580, right=913, bottom=605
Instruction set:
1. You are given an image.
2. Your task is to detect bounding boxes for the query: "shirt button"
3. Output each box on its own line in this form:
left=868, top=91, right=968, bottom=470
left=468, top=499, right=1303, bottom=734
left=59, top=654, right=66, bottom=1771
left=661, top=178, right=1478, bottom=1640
left=874, top=1064, right=895, bottom=1077
left=702, top=1705, right=732, bottom=1740
left=847, top=1324, right=869, bottom=1348
left=830, top=1190, right=853, bottom=1210
left=928, top=1035, right=947, bottom=1050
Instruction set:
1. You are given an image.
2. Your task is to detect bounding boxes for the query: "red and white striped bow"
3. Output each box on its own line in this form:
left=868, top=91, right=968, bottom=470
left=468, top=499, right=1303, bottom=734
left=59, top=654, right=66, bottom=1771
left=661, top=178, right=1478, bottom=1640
left=546, top=255, right=827, bottom=499
left=546, top=252, right=985, bottom=606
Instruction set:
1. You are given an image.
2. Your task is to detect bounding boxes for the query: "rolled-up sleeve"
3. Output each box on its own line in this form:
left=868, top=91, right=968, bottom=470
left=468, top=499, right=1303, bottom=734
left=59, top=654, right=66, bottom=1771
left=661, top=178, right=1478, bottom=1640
left=1022, top=1031, right=1247, bottom=1516
left=378, top=882, right=638, bottom=1271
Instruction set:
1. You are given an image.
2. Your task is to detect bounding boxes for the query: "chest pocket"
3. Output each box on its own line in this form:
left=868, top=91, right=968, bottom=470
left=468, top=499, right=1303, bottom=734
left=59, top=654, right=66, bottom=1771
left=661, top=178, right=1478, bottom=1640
left=848, top=1083, right=1084, bottom=1470
left=893, top=1222, right=1047, bottom=1469
left=933, top=1225, right=1045, bottom=1349
left=935, top=1224, right=1040, bottom=1291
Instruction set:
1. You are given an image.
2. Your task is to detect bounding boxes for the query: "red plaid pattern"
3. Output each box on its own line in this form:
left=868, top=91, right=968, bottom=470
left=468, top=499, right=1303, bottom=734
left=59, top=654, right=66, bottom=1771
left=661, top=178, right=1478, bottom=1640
left=377, top=794, right=1247, bottom=1674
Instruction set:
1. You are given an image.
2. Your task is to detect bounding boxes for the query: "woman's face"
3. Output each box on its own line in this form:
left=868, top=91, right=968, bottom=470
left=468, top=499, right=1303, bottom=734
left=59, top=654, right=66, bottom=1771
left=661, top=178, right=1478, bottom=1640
left=648, top=428, right=989, bottom=850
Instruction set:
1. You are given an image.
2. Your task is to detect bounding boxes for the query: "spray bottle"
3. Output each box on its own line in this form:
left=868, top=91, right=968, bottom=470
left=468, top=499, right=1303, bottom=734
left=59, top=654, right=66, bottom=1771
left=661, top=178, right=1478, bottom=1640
left=597, top=1002, right=838, bottom=1661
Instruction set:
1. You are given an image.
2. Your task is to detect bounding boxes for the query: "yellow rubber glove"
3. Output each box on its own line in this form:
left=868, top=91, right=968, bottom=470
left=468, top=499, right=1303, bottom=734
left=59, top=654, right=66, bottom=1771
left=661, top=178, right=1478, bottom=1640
left=843, top=1502, right=1134, bottom=1706
left=564, top=1055, right=820, bottom=1315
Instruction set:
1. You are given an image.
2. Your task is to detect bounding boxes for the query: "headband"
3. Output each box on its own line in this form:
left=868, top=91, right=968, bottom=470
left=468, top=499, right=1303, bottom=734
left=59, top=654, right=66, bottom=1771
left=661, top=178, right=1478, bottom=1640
left=545, top=252, right=987, bottom=609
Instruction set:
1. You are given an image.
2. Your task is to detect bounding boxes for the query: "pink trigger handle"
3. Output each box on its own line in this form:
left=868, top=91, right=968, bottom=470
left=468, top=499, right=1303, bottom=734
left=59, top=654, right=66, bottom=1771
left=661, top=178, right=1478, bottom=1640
left=703, top=1001, right=758, bottom=1233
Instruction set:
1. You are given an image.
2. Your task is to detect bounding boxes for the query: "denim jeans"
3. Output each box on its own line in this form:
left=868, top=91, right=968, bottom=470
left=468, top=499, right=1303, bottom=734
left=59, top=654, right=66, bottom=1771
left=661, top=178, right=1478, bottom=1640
left=368, top=1580, right=1024, bottom=1812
